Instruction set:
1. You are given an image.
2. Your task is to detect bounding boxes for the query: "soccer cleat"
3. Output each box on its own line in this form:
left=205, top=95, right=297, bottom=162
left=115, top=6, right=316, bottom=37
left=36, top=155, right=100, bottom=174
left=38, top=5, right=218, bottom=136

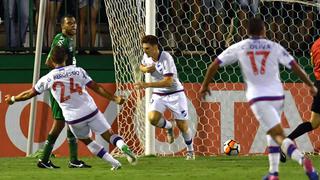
left=262, top=172, right=279, bottom=180
left=37, top=159, right=60, bottom=169
left=68, top=160, right=92, bottom=168
left=110, top=162, right=122, bottom=171
left=186, top=151, right=195, bottom=160
left=121, top=145, right=137, bottom=165
left=303, top=157, right=319, bottom=180
left=280, top=150, right=286, bottom=163
left=166, top=127, right=174, bottom=144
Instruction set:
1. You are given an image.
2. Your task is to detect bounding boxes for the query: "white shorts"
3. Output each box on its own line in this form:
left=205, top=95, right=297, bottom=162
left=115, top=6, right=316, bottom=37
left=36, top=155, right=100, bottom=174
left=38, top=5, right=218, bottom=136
left=149, top=91, right=189, bottom=120
left=68, top=111, right=111, bottom=139
left=250, top=100, right=284, bottom=132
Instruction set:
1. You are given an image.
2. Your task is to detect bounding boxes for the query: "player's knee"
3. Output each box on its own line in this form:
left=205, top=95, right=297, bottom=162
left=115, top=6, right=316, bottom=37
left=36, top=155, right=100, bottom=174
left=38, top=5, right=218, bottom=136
left=311, top=113, right=320, bottom=129
left=148, top=112, right=160, bottom=125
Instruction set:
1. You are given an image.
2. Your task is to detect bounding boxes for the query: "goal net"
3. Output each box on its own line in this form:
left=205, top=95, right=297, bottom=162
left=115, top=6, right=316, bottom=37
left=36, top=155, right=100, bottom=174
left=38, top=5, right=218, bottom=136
left=104, top=0, right=320, bottom=156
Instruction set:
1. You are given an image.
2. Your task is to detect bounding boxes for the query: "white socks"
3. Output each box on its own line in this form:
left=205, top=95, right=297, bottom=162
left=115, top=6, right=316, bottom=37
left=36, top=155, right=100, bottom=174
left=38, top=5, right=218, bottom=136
left=87, top=141, right=120, bottom=166
left=182, top=128, right=194, bottom=152
left=267, top=135, right=280, bottom=173
left=157, top=118, right=173, bottom=129
left=281, top=138, right=303, bottom=165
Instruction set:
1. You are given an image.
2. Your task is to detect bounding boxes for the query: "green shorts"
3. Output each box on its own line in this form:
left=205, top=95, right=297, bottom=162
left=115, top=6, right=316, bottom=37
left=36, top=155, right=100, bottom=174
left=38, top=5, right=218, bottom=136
left=50, top=92, right=65, bottom=121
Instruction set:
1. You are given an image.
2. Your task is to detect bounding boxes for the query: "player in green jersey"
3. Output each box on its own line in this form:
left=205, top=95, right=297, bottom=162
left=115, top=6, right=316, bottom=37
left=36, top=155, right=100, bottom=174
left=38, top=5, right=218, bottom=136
left=37, top=15, right=91, bottom=169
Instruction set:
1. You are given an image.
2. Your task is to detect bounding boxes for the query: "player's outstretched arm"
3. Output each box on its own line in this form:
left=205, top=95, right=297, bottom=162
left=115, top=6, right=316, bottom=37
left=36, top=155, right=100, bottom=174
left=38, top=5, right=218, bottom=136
left=291, top=61, right=318, bottom=96
left=5, top=89, right=38, bottom=105
left=87, top=81, right=125, bottom=105
left=200, top=59, right=220, bottom=100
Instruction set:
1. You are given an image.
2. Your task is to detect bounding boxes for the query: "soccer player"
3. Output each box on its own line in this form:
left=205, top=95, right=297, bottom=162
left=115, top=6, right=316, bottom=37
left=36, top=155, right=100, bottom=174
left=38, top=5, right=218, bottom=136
left=36, top=15, right=88, bottom=168
left=200, top=17, right=319, bottom=180
left=280, top=36, right=320, bottom=163
left=4, top=45, right=137, bottom=170
left=134, top=35, right=195, bottom=160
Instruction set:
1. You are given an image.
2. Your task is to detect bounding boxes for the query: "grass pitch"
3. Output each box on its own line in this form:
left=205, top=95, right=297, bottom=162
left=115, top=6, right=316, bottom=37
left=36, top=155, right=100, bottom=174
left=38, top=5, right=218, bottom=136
left=0, top=155, right=319, bottom=180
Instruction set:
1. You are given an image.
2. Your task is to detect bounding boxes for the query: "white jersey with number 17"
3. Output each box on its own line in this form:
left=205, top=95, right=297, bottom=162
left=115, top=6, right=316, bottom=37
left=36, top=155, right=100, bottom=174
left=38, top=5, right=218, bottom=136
left=33, top=65, right=98, bottom=123
left=217, top=38, right=295, bottom=101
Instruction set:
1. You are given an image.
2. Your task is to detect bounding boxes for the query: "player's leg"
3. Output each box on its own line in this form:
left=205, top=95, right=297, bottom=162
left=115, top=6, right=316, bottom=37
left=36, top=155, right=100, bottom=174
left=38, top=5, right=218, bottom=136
left=148, top=94, right=173, bottom=143
left=281, top=82, right=320, bottom=162
left=37, top=119, right=64, bottom=169
left=263, top=135, right=280, bottom=180
left=176, top=120, right=195, bottom=160
left=68, top=122, right=121, bottom=170
left=89, top=112, right=137, bottom=165
left=48, top=93, right=91, bottom=168
left=268, top=124, right=318, bottom=180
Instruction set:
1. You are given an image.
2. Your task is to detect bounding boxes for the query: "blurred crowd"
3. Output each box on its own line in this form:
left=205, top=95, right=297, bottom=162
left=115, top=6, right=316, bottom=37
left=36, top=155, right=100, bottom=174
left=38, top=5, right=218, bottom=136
left=0, top=0, right=320, bottom=56
left=0, top=0, right=109, bottom=54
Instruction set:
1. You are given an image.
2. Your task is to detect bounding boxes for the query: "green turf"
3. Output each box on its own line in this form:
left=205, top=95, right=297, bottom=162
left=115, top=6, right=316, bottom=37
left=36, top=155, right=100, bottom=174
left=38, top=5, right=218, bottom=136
left=0, top=155, right=318, bottom=180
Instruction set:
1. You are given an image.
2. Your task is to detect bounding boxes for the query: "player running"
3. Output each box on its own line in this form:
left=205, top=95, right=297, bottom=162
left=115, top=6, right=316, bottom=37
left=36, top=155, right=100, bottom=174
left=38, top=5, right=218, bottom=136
left=200, top=17, right=318, bottom=180
left=5, top=45, right=137, bottom=170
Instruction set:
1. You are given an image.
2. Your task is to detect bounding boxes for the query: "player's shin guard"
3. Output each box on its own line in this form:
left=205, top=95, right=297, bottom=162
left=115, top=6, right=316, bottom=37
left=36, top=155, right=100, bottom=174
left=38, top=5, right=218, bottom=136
left=267, top=135, right=280, bottom=174
left=41, top=134, right=58, bottom=162
left=281, top=138, right=303, bottom=165
left=157, top=118, right=173, bottom=129
left=182, top=128, right=194, bottom=152
left=67, top=129, right=78, bottom=162
left=87, top=141, right=119, bottom=166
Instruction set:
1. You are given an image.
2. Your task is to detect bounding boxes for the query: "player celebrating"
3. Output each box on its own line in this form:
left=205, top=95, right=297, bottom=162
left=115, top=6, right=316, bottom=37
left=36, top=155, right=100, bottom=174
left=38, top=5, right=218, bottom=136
left=280, top=36, right=320, bottom=163
left=134, top=35, right=195, bottom=160
left=37, top=15, right=88, bottom=169
left=200, top=17, right=318, bottom=180
left=5, top=46, right=137, bottom=170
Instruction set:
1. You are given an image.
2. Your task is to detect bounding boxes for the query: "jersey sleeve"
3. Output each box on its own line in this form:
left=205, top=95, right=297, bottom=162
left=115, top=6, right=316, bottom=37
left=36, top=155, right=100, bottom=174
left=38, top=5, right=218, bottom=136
left=34, top=74, right=52, bottom=94
left=276, top=43, right=295, bottom=69
left=162, top=54, right=175, bottom=76
left=79, top=67, right=93, bottom=85
left=217, top=44, right=238, bottom=67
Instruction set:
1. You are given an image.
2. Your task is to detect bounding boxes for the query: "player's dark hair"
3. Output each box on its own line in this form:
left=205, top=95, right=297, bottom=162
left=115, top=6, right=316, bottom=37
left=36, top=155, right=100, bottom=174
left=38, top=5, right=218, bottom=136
left=247, top=17, right=265, bottom=36
left=60, top=14, right=75, bottom=24
left=51, top=46, right=67, bottom=64
left=141, top=35, right=159, bottom=45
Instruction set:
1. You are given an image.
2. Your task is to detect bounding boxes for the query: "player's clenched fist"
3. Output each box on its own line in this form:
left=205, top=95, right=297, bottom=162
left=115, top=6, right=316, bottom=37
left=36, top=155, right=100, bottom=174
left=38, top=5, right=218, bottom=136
left=114, top=96, right=125, bottom=105
left=4, top=95, right=14, bottom=105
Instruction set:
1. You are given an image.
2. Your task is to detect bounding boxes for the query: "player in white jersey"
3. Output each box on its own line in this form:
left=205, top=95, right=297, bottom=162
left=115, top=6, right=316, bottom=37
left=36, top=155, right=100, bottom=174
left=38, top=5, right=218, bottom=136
left=200, top=17, right=318, bottom=180
left=5, top=46, right=137, bottom=170
left=134, top=35, right=195, bottom=160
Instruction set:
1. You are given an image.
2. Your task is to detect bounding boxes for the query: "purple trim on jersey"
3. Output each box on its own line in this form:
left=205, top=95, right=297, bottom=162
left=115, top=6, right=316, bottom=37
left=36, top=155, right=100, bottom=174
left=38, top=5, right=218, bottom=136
left=248, top=95, right=285, bottom=105
left=97, top=148, right=107, bottom=158
left=163, top=73, right=173, bottom=77
left=32, top=87, right=41, bottom=95
left=216, top=58, right=223, bottom=65
left=86, top=80, right=93, bottom=86
left=66, top=108, right=99, bottom=125
left=55, top=66, right=64, bottom=70
left=268, top=146, right=280, bottom=153
left=289, top=60, right=296, bottom=67
left=287, top=144, right=297, bottom=157
left=161, top=120, right=167, bottom=128
left=153, top=89, right=184, bottom=96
